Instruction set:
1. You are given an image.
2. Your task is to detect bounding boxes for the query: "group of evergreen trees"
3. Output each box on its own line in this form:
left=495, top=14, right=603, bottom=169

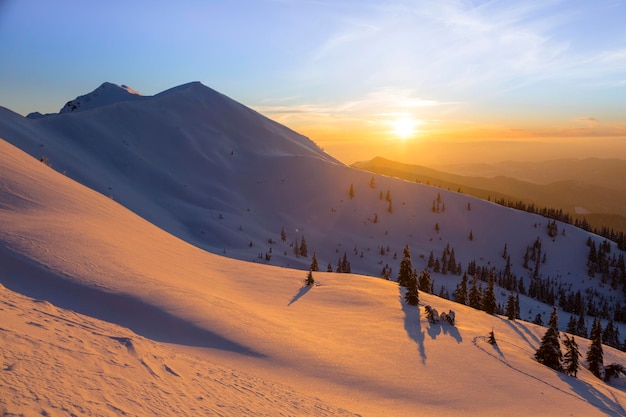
left=427, top=244, right=462, bottom=275
left=452, top=272, right=510, bottom=316
left=534, top=308, right=626, bottom=381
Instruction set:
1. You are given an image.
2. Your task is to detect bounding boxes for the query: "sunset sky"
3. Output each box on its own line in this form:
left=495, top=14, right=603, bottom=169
left=1, top=0, right=625, bottom=165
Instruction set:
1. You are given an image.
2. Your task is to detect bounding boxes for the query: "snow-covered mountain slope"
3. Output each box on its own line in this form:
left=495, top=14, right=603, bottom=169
left=0, top=82, right=623, bottom=324
left=1, top=138, right=626, bottom=416
left=59, top=81, right=143, bottom=114
left=0, top=284, right=355, bottom=417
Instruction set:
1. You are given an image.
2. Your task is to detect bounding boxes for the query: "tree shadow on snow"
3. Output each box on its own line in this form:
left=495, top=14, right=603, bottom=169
left=557, top=373, right=626, bottom=416
left=399, top=287, right=427, bottom=364
left=288, top=284, right=312, bottom=306
left=426, top=320, right=462, bottom=344
left=499, top=317, right=540, bottom=350
left=0, top=248, right=265, bottom=358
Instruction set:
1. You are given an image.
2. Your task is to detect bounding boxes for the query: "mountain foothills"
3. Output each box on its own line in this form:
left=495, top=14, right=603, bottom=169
left=353, top=157, right=626, bottom=237
left=1, top=82, right=626, bottom=416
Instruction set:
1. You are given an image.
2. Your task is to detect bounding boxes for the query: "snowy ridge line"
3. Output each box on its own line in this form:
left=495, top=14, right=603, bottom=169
left=472, top=335, right=624, bottom=414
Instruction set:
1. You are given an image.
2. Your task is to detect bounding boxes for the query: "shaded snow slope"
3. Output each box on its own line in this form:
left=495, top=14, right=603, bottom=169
left=2, top=139, right=626, bottom=416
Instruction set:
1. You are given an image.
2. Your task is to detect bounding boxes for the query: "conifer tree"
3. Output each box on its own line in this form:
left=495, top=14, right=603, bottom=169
left=453, top=273, right=468, bottom=305
left=305, top=270, right=315, bottom=286
left=418, top=270, right=432, bottom=293
left=534, top=307, right=563, bottom=372
left=281, top=227, right=287, bottom=242
left=562, top=334, right=581, bottom=377
left=397, top=244, right=414, bottom=287
left=326, top=262, right=333, bottom=272
left=404, top=269, right=419, bottom=306
left=469, top=275, right=482, bottom=309
left=341, top=252, right=351, bottom=273
left=587, top=318, right=604, bottom=379
left=481, top=274, right=497, bottom=315
left=310, top=252, right=319, bottom=272
left=566, top=316, right=577, bottom=335
left=505, top=292, right=517, bottom=321
left=299, top=236, right=308, bottom=257
left=576, top=311, right=588, bottom=338
left=488, top=330, right=497, bottom=345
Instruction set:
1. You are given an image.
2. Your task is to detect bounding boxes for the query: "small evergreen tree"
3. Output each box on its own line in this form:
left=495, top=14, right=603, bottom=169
left=488, top=330, right=497, bottom=345
left=305, top=270, right=315, bottom=286
left=299, top=235, right=308, bottom=257
left=340, top=252, right=351, bottom=273
left=280, top=227, right=287, bottom=242
left=310, top=252, right=319, bottom=272
left=562, top=334, right=581, bottom=377
left=326, top=262, right=333, bottom=272
left=469, top=275, right=482, bottom=309
left=505, top=292, right=517, bottom=321
left=397, top=244, right=414, bottom=287
left=418, top=270, right=432, bottom=293
left=587, top=318, right=604, bottom=379
left=533, top=313, right=544, bottom=326
left=534, top=307, right=563, bottom=372
left=604, top=363, right=626, bottom=382
left=453, top=273, right=469, bottom=305
left=404, top=270, right=419, bottom=306
left=481, top=274, right=497, bottom=315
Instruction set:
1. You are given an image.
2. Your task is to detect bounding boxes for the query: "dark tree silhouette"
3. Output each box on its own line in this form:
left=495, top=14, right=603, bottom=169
left=562, top=334, right=581, bottom=377
left=404, top=270, right=419, bottom=306
left=310, top=252, right=319, bottom=272
left=534, top=307, right=563, bottom=372
left=397, top=244, right=414, bottom=287
left=587, top=318, right=604, bottom=379
left=481, top=274, right=497, bottom=315
left=505, top=292, right=517, bottom=321
left=305, top=270, right=315, bottom=286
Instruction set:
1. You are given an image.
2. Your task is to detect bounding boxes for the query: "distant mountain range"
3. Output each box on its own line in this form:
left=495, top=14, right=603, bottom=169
left=353, top=157, right=626, bottom=235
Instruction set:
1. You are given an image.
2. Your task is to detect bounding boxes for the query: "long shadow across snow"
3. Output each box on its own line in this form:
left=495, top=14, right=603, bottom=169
left=399, top=287, right=427, bottom=364
left=0, top=247, right=264, bottom=358
left=288, top=285, right=312, bottom=306
left=557, top=373, right=626, bottom=416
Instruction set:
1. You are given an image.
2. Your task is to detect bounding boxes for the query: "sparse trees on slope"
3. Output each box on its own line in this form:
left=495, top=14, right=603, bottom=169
left=587, top=318, right=604, bottom=379
left=534, top=307, right=563, bottom=372
left=562, top=334, right=581, bottom=377
left=397, top=244, right=414, bottom=287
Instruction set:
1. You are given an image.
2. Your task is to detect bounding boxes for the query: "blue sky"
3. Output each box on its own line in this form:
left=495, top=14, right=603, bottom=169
left=1, top=0, right=625, bottom=164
